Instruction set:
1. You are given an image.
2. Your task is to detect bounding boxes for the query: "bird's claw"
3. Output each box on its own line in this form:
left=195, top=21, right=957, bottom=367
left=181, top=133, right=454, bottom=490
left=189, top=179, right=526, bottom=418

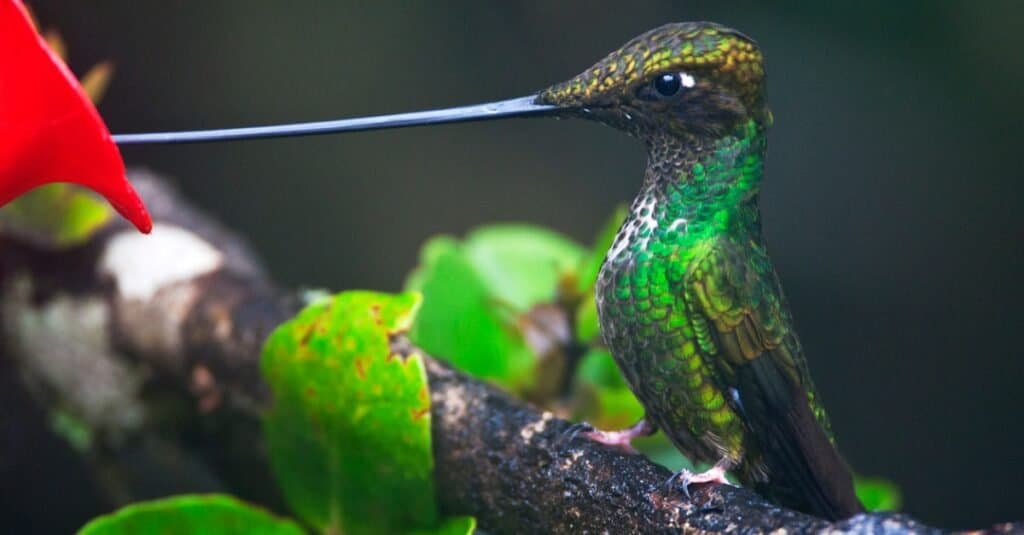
left=580, top=428, right=641, bottom=455
left=559, top=418, right=654, bottom=454
left=667, top=458, right=735, bottom=499
left=556, top=421, right=596, bottom=449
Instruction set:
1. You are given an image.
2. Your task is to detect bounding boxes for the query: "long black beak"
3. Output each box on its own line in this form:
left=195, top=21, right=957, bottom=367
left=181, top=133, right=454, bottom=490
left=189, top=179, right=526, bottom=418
left=112, top=95, right=558, bottom=145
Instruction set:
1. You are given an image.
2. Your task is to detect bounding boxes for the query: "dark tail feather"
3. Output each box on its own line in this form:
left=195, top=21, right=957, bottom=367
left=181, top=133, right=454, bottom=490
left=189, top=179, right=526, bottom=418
left=737, top=356, right=864, bottom=520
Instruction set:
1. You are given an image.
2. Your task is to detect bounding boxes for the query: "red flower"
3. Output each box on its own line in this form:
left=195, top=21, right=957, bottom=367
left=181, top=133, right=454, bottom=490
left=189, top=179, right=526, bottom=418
left=0, top=0, right=151, bottom=233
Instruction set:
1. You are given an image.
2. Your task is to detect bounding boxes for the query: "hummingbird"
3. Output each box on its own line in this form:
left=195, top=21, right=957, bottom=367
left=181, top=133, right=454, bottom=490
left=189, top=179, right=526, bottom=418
left=115, top=21, right=863, bottom=520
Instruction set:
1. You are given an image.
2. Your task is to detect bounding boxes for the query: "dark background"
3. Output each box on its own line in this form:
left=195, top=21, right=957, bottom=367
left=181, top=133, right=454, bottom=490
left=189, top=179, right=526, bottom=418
left=17, top=0, right=1024, bottom=530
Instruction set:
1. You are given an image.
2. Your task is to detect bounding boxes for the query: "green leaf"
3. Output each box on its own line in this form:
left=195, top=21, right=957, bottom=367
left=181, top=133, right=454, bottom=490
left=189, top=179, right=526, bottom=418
left=262, top=291, right=440, bottom=534
left=0, top=183, right=114, bottom=248
left=575, top=293, right=601, bottom=344
left=575, top=349, right=629, bottom=390
left=403, top=236, right=459, bottom=293
left=462, top=225, right=585, bottom=311
left=574, top=205, right=627, bottom=342
left=855, top=476, right=902, bottom=512
left=591, top=386, right=645, bottom=430
left=410, top=515, right=476, bottom=535
left=576, top=205, right=628, bottom=295
left=77, top=494, right=304, bottom=535
left=633, top=433, right=695, bottom=474
left=406, top=240, right=534, bottom=388
left=405, top=224, right=585, bottom=391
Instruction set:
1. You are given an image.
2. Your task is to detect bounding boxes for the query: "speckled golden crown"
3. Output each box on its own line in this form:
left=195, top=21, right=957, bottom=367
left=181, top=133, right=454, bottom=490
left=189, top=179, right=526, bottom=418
left=539, top=22, right=764, bottom=107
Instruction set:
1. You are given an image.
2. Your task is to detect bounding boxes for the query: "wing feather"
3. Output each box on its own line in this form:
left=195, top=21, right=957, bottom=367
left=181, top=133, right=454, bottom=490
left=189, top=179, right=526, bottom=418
left=684, top=237, right=862, bottom=520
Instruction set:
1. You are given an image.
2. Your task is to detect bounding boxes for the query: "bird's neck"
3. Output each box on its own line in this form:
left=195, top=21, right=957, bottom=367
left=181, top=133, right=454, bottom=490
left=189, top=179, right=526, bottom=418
left=606, top=119, right=768, bottom=265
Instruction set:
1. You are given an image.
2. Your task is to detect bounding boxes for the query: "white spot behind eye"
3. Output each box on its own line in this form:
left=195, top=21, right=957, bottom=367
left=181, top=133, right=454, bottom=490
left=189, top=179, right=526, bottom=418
left=681, top=72, right=696, bottom=88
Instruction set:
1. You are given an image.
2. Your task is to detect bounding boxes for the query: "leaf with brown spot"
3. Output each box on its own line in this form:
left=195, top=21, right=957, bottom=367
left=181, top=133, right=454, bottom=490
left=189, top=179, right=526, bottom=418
left=299, top=323, right=316, bottom=346
left=262, top=291, right=469, bottom=534
left=353, top=356, right=368, bottom=380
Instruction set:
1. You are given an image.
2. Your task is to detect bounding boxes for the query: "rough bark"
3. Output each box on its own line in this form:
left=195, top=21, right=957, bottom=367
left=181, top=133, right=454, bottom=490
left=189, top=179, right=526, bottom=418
left=0, top=170, right=1015, bottom=533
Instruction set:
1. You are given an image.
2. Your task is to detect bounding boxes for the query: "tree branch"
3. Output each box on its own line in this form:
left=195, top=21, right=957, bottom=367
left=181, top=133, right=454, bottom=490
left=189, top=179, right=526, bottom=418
left=0, top=170, right=1011, bottom=533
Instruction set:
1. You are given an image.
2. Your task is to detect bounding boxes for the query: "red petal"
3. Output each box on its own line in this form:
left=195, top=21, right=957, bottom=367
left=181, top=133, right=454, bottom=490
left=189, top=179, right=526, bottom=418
left=0, top=0, right=151, bottom=233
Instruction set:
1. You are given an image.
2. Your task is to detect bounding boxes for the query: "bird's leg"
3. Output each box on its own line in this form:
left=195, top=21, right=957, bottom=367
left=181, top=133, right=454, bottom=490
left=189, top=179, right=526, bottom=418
left=667, top=457, right=735, bottom=499
left=567, top=418, right=656, bottom=454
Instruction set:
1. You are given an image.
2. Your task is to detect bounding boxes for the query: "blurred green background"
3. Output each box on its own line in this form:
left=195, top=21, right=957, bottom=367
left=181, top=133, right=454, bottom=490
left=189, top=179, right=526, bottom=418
left=15, top=0, right=1024, bottom=530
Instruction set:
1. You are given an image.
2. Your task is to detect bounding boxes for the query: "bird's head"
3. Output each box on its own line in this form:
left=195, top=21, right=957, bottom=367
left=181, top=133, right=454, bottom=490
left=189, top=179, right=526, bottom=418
left=538, top=22, right=770, bottom=141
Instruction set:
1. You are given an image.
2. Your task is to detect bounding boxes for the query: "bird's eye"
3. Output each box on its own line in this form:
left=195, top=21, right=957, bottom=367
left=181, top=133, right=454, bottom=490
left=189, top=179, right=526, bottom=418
left=634, top=71, right=695, bottom=102
left=653, top=73, right=683, bottom=97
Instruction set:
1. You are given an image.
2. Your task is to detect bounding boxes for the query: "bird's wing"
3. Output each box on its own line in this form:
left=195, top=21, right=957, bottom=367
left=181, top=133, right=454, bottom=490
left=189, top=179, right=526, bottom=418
left=684, top=235, right=862, bottom=519
left=685, top=236, right=802, bottom=397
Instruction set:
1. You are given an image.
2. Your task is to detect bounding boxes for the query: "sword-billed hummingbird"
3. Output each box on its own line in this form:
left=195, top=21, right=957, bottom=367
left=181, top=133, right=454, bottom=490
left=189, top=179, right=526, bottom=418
left=116, top=21, right=864, bottom=520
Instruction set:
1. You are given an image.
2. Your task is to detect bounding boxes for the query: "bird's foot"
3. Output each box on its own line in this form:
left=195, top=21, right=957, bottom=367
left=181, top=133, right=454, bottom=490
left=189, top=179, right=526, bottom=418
left=667, top=457, right=735, bottom=499
left=562, top=419, right=655, bottom=454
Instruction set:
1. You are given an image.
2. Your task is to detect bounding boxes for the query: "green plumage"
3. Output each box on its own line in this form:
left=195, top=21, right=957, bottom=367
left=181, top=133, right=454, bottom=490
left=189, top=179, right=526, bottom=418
left=539, top=22, right=863, bottom=519
left=598, top=119, right=778, bottom=460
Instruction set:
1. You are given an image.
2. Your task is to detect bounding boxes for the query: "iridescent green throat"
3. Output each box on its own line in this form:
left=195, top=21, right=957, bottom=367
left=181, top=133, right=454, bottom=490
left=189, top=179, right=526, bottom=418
left=606, top=118, right=767, bottom=273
